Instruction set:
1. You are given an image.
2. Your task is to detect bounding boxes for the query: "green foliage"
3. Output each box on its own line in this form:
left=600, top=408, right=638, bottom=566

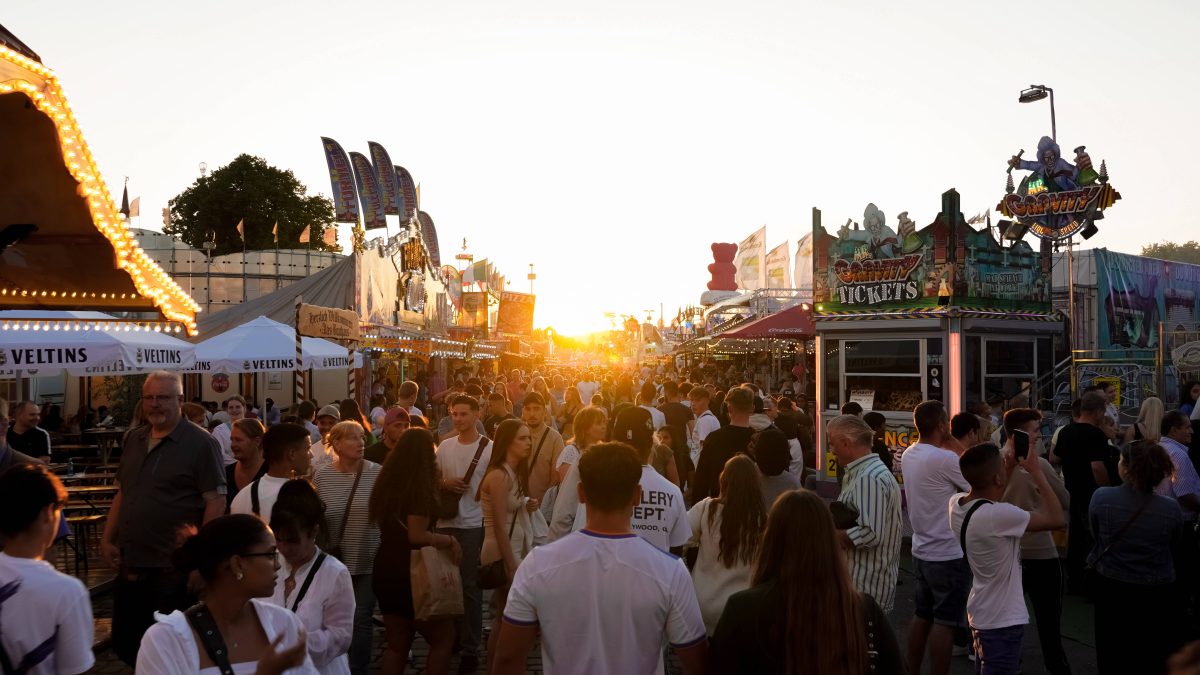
left=165, top=154, right=339, bottom=256
left=95, top=374, right=147, bottom=427
left=1142, top=240, right=1200, bottom=265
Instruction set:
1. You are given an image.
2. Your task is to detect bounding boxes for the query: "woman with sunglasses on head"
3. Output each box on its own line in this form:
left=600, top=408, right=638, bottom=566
left=137, top=513, right=316, bottom=674
left=710, top=490, right=903, bottom=674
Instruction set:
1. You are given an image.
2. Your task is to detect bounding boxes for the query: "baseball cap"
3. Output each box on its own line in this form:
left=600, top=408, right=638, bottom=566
left=317, top=404, right=341, bottom=420
left=613, top=406, right=653, bottom=452
left=384, top=407, right=410, bottom=426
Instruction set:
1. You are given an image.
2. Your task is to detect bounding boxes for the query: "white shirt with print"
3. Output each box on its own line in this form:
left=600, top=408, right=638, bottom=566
left=573, top=465, right=690, bottom=551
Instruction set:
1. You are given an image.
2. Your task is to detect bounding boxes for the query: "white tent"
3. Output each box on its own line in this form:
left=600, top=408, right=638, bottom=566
left=188, top=316, right=360, bottom=374
left=0, top=310, right=196, bottom=377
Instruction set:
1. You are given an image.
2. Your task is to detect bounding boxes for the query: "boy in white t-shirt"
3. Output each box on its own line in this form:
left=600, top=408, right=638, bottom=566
left=0, top=464, right=95, bottom=675
left=230, top=423, right=313, bottom=523
left=494, top=442, right=707, bottom=675
left=949, top=438, right=1065, bottom=675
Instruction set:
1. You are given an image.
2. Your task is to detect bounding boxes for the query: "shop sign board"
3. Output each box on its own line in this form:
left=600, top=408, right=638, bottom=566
left=998, top=136, right=1120, bottom=242
left=297, top=304, right=360, bottom=342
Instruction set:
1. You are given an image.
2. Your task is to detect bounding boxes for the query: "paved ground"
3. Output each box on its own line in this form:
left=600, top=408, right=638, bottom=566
left=88, top=543, right=1098, bottom=674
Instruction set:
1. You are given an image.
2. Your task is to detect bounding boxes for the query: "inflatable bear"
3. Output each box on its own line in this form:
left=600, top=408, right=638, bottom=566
left=707, top=242, right=738, bottom=291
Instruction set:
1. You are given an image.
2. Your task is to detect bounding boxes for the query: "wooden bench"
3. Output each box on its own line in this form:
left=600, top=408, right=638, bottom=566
left=64, top=514, right=105, bottom=575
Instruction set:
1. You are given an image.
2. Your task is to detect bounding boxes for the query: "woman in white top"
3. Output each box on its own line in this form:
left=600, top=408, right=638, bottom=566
left=137, top=514, right=316, bottom=674
left=268, top=480, right=355, bottom=675
left=478, top=418, right=539, bottom=674
left=211, top=395, right=248, bottom=466
left=554, top=406, right=608, bottom=483
left=686, top=454, right=767, bottom=634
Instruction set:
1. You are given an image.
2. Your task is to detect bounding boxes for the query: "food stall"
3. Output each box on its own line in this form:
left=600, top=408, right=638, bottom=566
left=812, top=190, right=1063, bottom=483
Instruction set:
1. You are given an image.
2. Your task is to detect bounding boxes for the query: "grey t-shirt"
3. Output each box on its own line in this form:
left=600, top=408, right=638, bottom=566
left=760, top=472, right=800, bottom=512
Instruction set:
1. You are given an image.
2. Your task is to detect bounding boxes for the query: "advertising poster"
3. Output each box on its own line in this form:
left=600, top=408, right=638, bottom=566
left=765, top=242, right=791, bottom=289
left=736, top=227, right=766, bottom=291
left=394, top=165, right=419, bottom=222
left=461, top=292, right=489, bottom=333
left=367, top=141, right=403, bottom=216
left=497, top=291, right=536, bottom=336
left=418, top=211, right=442, bottom=268
left=349, top=152, right=387, bottom=230
left=320, top=137, right=360, bottom=223
left=1095, top=248, right=1200, bottom=350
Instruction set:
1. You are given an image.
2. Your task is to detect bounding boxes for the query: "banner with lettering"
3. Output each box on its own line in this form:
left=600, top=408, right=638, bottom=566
left=395, top=165, right=419, bottom=222
left=735, top=227, right=766, bottom=291
left=350, top=152, right=387, bottom=230
left=320, top=137, right=360, bottom=224
left=0, top=327, right=196, bottom=377
left=498, top=291, right=536, bottom=336
left=367, top=141, right=403, bottom=216
left=297, top=303, right=361, bottom=342
left=765, top=242, right=791, bottom=289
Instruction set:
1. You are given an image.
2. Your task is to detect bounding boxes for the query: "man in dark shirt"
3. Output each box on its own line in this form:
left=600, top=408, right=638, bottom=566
left=365, top=407, right=410, bottom=465
left=1052, top=391, right=1114, bottom=592
left=656, top=381, right=694, bottom=483
left=483, top=392, right=515, bottom=438
left=100, top=371, right=226, bottom=666
left=689, top=386, right=756, bottom=504
left=6, top=400, right=51, bottom=461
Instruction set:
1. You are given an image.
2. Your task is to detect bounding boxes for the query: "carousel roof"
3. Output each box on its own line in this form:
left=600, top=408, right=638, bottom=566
left=0, top=37, right=201, bottom=334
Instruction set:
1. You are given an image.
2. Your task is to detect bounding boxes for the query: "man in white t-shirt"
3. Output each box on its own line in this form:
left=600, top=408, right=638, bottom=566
left=687, top=387, right=720, bottom=467
left=576, top=372, right=600, bottom=406
left=231, top=423, right=313, bottom=523
left=495, top=442, right=708, bottom=675
left=308, top=404, right=341, bottom=473
left=900, top=401, right=971, bottom=675
left=638, top=382, right=667, bottom=430
left=950, top=439, right=1065, bottom=674
left=397, top=380, right=425, bottom=420
left=0, top=464, right=95, bottom=675
left=435, top=395, right=492, bottom=673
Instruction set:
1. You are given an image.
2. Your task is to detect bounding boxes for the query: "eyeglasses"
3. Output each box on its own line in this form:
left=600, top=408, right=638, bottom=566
left=141, top=395, right=179, bottom=403
left=239, top=548, right=278, bottom=559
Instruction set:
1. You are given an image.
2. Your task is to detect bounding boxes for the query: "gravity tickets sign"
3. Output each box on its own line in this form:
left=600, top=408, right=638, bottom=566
left=999, top=136, right=1120, bottom=242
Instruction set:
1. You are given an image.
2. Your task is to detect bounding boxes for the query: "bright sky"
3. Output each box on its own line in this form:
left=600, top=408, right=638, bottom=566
left=7, top=1, right=1199, bottom=336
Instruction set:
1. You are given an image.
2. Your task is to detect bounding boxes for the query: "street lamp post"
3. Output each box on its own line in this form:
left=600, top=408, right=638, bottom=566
left=1018, top=84, right=1056, bottom=141
left=202, top=230, right=216, bottom=314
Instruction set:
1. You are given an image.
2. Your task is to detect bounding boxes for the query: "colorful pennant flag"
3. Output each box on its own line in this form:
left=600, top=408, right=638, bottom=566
left=298, top=225, right=310, bottom=243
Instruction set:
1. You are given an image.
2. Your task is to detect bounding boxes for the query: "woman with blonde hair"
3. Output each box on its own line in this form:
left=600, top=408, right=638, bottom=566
left=710, top=490, right=903, bottom=674
left=224, top=418, right=268, bottom=512
left=555, top=405, right=608, bottom=482
left=312, top=420, right=381, bottom=675
left=558, top=386, right=585, bottom=440
left=687, top=454, right=765, bottom=634
left=1124, top=396, right=1165, bottom=444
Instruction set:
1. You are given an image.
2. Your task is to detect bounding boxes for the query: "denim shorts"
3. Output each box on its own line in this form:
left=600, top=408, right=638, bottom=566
left=913, top=556, right=971, bottom=626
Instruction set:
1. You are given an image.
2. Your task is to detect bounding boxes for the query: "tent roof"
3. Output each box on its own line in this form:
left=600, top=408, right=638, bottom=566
left=719, top=303, right=814, bottom=339
left=194, top=255, right=355, bottom=340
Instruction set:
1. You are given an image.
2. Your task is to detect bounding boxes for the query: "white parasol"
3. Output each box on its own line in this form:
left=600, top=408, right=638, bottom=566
left=188, top=316, right=360, bottom=374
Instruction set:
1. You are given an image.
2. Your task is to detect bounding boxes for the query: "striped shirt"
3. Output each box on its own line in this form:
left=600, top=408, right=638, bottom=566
left=313, top=461, right=381, bottom=575
left=1158, top=437, right=1200, bottom=520
left=840, top=453, right=903, bottom=612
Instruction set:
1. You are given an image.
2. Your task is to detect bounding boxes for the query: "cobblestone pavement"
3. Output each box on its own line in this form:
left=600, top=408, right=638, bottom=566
left=88, top=547, right=1098, bottom=674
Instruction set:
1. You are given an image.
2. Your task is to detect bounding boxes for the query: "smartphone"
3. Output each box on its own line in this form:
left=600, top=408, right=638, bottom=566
left=1013, top=429, right=1030, bottom=461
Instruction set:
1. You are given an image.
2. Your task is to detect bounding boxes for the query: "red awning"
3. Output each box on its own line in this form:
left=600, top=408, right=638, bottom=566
left=719, top=303, right=814, bottom=339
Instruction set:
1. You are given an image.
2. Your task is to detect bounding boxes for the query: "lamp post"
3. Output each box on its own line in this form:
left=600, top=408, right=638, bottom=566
left=1018, top=84, right=1056, bottom=142
left=202, top=230, right=216, bottom=314
left=528, top=263, right=536, bottom=294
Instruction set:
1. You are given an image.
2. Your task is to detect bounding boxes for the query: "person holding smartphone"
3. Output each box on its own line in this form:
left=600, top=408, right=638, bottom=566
left=1000, top=409, right=1073, bottom=675
left=949, top=429, right=1067, bottom=675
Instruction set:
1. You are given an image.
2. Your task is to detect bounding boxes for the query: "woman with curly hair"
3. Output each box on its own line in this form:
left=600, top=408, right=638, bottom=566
left=369, top=428, right=461, bottom=675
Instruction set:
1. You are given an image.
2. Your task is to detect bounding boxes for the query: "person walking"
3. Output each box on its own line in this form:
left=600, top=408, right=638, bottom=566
left=557, top=387, right=585, bottom=441
left=269, top=480, right=355, bottom=675
left=223, top=418, right=267, bottom=512
left=686, top=454, right=765, bottom=635
left=1055, top=391, right=1118, bottom=592
left=231, top=423, right=314, bottom=523
left=493, top=442, right=708, bottom=675
left=435, top=395, right=492, bottom=674
left=478, top=419, right=539, bottom=673
left=690, top=386, right=756, bottom=504
left=100, top=371, right=226, bottom=666
left=753, top=427, right=800, bottom=512
left=211, top=395, right=247, bottom=466
left=1090, top=441, right=1186, bottom=674
left=136, top=514, right=314, bottom=674
left=312, top=421, right=381, bottom=675
left=829, top=414, right=903, bottom=613
left=520, top=392, right=565, bottom=501
left=709, top=490, right=904, bottom=674
left=364, top=408, right=411, bottom=465
left=370, top=428, right=461, bottom=675
left=338, top=399, right=376, bottom=445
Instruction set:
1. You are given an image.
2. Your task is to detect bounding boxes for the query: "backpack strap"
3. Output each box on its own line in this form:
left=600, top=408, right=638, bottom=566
left=250, top=478, right=261, bottom=516
left=959, top=499, right=992, bottom=564
left=184, top=603, right=235, bottom=675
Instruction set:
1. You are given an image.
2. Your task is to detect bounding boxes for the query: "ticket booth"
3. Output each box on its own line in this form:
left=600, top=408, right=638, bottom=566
left=811, top=190, right=1062, bottom=485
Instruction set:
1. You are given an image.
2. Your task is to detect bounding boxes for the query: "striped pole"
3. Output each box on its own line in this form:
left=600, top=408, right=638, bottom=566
left=348, top=345, right=356, bottom=404
left=295, top=295, right=305, bottom=404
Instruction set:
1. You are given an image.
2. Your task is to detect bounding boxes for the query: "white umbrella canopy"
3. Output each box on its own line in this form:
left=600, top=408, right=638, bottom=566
left=189, top=316, right=359, bottom=374
left=0, top=310, right=196, bottom=377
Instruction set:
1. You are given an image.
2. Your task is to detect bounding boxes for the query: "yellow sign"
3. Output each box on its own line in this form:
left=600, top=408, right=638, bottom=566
left=825, top=451, right=838, bottom=476
left=297, top=304, right=360, bottom=341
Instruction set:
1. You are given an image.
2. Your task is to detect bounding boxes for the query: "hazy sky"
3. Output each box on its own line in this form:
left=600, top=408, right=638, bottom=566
left=7, top=1, right=1198, bottom=335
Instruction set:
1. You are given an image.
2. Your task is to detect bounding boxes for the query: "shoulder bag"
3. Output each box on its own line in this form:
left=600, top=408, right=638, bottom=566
left=184, top=603, right=236, bottom=675
left=290, top=552, right=328, bottom=612
left=479, top=505, right=520, bottom=590
left=327, top=463, right=364, bottom=561
left=436, top=437, right=490, bottom=521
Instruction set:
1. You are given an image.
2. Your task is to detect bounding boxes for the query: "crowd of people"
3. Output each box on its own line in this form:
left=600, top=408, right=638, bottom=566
left=8, top=364, right=1200, bottom=674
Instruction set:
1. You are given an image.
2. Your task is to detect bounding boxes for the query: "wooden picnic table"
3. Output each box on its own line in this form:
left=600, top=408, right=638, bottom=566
left=66, top=484, right=118, bottom=513
left=82, top=428, right=126, bottom=465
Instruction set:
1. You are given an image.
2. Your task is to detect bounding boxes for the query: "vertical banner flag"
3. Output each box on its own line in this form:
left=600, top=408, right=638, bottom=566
left=498, top=291, right=536, bottom=336
left=367, top=141, right=403, bottom=216
left=765, top=242, right=792, bottom=289
left=793, top=233, right=814, bottom=293
left=320, top=137, right=360, bottom=224
left=442, top=265, right=463, bottom=309
left=464, top=258, right=489, bottom=288
left=349, top=152, right=387, bottom=230
left=235, top=219, right=245, bottom=241
left=417, top=211, right=442, bottom=268
left=298, top=225, right=310, bottom=243
left=735, top=226, right=767, bottom=290
left=129, top=197, right=141, bottom=218
left=394, top=166, right=419, bottom=222
left=323, top=226, right=338, bottom=246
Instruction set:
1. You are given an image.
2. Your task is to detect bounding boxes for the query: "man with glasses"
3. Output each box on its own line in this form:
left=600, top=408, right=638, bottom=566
left=100, top=371, right=226, bottom=666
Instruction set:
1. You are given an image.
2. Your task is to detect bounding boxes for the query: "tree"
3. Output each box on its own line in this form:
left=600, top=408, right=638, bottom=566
left=1142, top=240, right=1200, bottom=265
left=165, top=154, right=339, bottom=256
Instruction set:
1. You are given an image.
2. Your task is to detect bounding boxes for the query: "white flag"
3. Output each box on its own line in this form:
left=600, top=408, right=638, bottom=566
left=765, top=242, right=792, bottom=289
left=735, top=226, right=767, bottom=291
left=793, top=233, right=814, bottom=295
left=298, top=225, right=310, bottom=243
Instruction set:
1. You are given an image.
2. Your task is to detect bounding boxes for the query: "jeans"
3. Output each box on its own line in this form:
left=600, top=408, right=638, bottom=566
left=971, top=624, right=1024, bottom=675
left=1021, top=558, right=1071, bottom=675
left=443, top=526, right=484, bottom=655
left=349, top=573, right=376, bottom=675
left=112, top=567, right=190, bottom=666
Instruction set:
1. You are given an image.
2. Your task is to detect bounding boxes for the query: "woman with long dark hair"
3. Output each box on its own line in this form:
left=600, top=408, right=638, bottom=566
left=687, top=454, right=765, bottom=634
left=1181, top=381, right=1200, bottom=417
left=369, top=429, right=461, bottom=675
left=1090, top=441, right=1185, bottom=674
left=136, top=514, right=315, bottom=674
left=477, top=418, right=538, bottom=673
left=338, top=399, right=375, bottom=445
left=710, top=490, right=903, bottom=674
